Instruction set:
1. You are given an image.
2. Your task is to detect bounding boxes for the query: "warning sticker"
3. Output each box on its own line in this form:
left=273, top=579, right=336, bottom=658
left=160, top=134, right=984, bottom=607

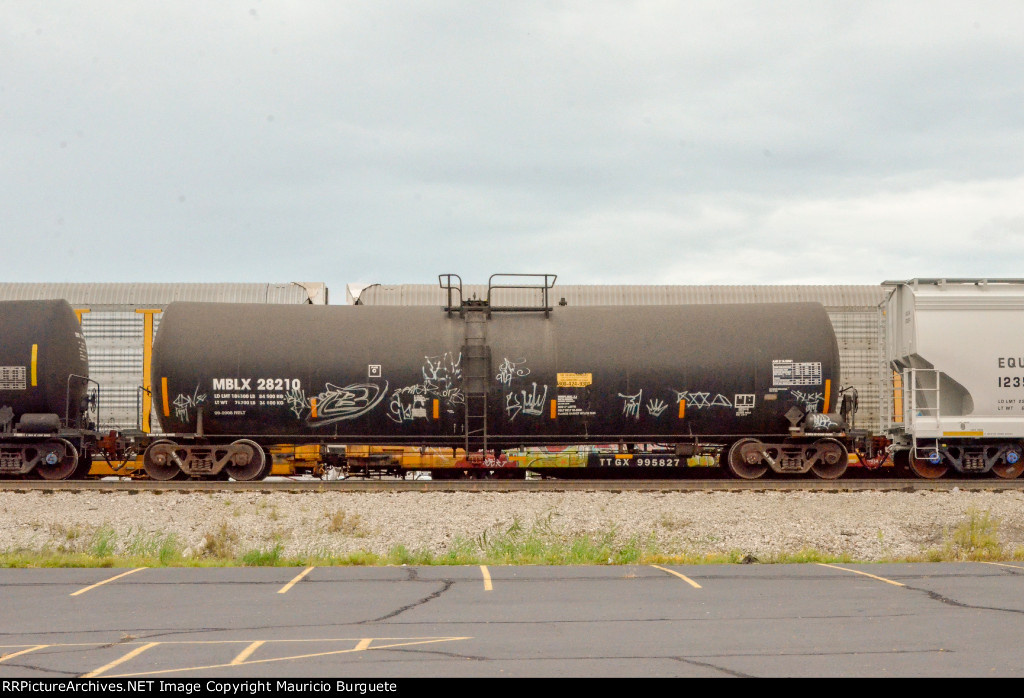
left=556, top=394, right=596, bottom=417
left=772, top=360, right=822, bottom=387
left=557, top=373, right=593, bottom=388
left=0, top=366, right=26, bottom=390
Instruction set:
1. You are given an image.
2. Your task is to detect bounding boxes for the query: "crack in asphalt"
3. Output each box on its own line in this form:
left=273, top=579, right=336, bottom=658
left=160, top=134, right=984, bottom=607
left=95, top=634, right=142, bottom=650
left=5, top=567, right=1024, bottom=676
left=0, top=642, right=134, bottom=678
left=5, top=578, right=1022, bottom=645
left=0, top=660, right=77, bottom=676
left=0, top=609, right=941, bottom=644
left=362, top=580, right=455, bottom=623
left=386, top=647, right=488, bottom=661
left=671, top=656, right=754, bottom=677
left=905, top=584, right=1024, bottom=615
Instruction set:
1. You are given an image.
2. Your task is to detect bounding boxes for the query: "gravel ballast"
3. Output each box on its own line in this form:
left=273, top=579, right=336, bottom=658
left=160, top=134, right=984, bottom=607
left=3, top=489, right=1024, bottom=562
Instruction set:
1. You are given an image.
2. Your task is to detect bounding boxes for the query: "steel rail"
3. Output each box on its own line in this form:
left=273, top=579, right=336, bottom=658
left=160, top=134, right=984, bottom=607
left=0, top=478, right=1020, bottom=493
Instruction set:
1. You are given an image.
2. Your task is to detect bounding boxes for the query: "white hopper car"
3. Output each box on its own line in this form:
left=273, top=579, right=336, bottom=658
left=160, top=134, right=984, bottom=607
left=885, top=278, right=1024, bottom=478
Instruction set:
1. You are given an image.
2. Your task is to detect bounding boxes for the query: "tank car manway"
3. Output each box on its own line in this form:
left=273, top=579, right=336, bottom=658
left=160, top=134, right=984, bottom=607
left=1, top=478, right=1020, bottom=493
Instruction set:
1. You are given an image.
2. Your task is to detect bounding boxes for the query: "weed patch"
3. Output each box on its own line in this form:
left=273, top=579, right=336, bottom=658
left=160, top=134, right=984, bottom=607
left=90, top=526, right=117, bottom=558
left=936, top=508, right=1005, bottom=561
left=326, top=510, right=366, bottom=537
left=241, top=544, right=284, bottom=566
left=5, top=505, right=1024, bottom=568
left=201, top=521, right=238, bottom=559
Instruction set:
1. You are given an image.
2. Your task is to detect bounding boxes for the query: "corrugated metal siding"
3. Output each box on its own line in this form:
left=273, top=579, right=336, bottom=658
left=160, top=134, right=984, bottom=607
left=828, top=308, right=887, bottom=434
left=0, top=282, right=326, bottom=308
left=81, top=312, right=146, bottom=431
left=0, top=283, right=327, bottom=431
left=357, top=283, right=889, bottom=308
left=356, top=283, right=890, bottom=434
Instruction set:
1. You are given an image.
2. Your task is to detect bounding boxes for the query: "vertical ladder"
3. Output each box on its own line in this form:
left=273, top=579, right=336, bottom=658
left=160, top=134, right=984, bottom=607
left=877, top=304, right=893, bottom=433
left=462, top=310, right=491, bottom=454
left=439, top=273, right=556, bottom=457
left=907, top=368, right=941, bottom=461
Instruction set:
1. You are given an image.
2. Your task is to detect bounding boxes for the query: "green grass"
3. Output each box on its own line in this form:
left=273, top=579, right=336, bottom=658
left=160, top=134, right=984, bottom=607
left=241, top=544, right=284, bottom=566
left=914, top=507, right=1022, bottom=562
left=3, top=508, right=1024, bottom=568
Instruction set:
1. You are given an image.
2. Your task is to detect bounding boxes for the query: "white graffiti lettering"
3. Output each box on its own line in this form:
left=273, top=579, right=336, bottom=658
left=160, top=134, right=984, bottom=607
left=646, top=398, right=668, bottom=417
left=423, top=352, right=461, bottom=383
left=421, top=352, right=464, bottom=406
left=521, top=383, right=547, bottom=417
left=284, top=386, right=308, bottom=418
left=619, top=390, right=643, bottom=420
left=673, top=390, right=733, bottom=409
left=505, top=391, right=523, bottom=421
left=808, top=413, right=836, bottom=430
left=792, top=390, right=824, bottom=412
left=495, top=357, right=531, bottom=386
left=505, top=382, right=548, bottom=420
left=173, top=384, right=207, bottom=422
left=423, top=378, right=464, bottom=405
left=384, top=352, right=468, bottom=423
left=311, top=382, right=388, bottom=425
left=388, top=384, right=430, bottom=423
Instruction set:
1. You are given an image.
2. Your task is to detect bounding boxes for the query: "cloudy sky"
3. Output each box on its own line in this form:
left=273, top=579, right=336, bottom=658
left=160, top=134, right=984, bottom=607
left=3, top=2, right=1023, bottom=296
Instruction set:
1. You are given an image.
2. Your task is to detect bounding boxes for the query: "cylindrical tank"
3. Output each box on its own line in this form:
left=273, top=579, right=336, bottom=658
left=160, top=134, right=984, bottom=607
left=152, top=301, right=840, bottom=444
left=0, top=299, right=90, bottom=426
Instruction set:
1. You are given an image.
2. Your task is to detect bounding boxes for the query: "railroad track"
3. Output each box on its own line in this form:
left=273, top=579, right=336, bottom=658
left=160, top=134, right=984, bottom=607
left=1, top=478, right=1021, bottom=493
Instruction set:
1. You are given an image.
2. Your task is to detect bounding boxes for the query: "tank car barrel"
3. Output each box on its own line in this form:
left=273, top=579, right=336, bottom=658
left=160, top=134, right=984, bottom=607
left=146, top=299, right=844, bottom=479
left=0, top=299, right=92, bottom=479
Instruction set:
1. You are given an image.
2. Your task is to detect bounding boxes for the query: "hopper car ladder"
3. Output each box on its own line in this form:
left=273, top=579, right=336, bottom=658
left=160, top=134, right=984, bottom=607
left=905, top=368, right=942, bottom=463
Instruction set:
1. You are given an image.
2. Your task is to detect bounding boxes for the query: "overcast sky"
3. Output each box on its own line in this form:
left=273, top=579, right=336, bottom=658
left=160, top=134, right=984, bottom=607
left=3, top=2, right=1023, bottom=297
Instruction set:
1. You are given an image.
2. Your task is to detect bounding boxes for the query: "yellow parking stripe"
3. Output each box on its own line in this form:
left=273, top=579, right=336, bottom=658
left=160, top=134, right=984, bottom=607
left=480, top=565, right=493, bottom=591
left=650, top=565, right=702, bottom=589
left=979, top=561, right=1024, bottom=571
left=817, top=563, right=905, bottom=587
left=230, top=641, right=264, bottom=665
left=0, top=645, right=48, bottom=663
left=354, top=638, right=372, bottom=651
left=278, top=566, right=314, bottom=594
left=110, top=637, right=471, bottom=678
left=71, top=568, right=146, bottom=596
left=83, top=642, right=159, bottom=677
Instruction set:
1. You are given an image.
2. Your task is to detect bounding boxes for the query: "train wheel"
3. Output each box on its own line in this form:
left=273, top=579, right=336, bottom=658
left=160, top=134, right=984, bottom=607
left=225, top=439, right=266, bottom=481
left=726, top=439, right=769, bottom=480
left=144, top=440, right=185, bottom=481
left=908, top=454, right=948, bottom=479
left=256, top=448, right=273, bottom=480
left=810, top=438, right=848, bottom=480
left=993, top=445, right=1024, bottom=479
left=36, top=439, right=79, bottom=480
left=71, top=450, right=95, bottom=479
left=992, top=462, right=1024, bottom=479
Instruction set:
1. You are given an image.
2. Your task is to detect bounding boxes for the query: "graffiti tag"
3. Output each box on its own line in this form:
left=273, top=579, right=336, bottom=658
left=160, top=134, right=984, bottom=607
left=496, top=357, right=531, bottom=386
left=173, top=384, right=207, bottom=422
left=619, top=390, right=643, bottom=420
